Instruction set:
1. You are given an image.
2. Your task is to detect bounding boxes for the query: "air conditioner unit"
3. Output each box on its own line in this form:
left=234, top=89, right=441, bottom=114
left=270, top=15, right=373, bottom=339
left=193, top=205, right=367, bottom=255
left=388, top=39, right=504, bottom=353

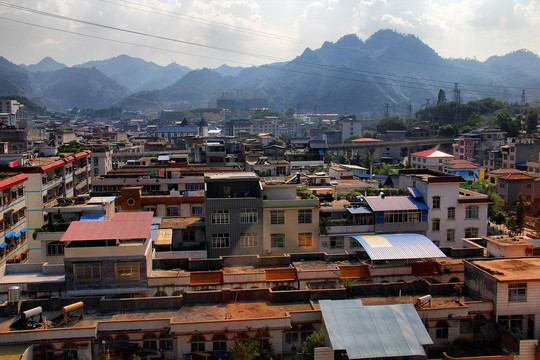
left=265, top=248, right=271, bottom=253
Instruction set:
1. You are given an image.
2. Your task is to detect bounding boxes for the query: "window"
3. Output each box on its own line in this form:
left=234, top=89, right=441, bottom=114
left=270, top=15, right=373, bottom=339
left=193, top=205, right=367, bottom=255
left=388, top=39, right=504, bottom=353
left=465, top=227, right=479, bottom=238
left=465, top=206, right=479, bottom=219
left=240, top=209, right=258, bottom=223
left=271, top=233, right=285, bottom=248
left=115, top=262, right=140, bottom=280
left=298, top=209, right=312, bottom=224
left=447, top=207, right=455, bottom=220
left=190, top=335, right=205, bottom=353
left=62, top=343, right=77, bottom=360
left=212, top=334, right=227, bottom=352
left=191, top=205, right=203, bottom=216
left=270, top=210, right=285, bottom=224
left=47, top=241, right=64, bottom=256
left=186, top=183, right=204, bottom=191
left=432, top=196, right=441, bottom=209
left=73, top=263, right=101, bottom=281
left=350, top=238, right=359, bottom=248
left=36, top=344, right=54, bottom=360
left=300, top=324, right=314, bottom=342
left=240, top=232, right=258, bottom=247
left=212, top=233, right=230, bottom=248
left=330, top=236, right=344, bottom=248
left=447, top=229, right=455, bottom=242
left=257, top=331, right=270, bottom=350
left=432, top=218, right=440, bottom=231
left=167, top=206, right=179, bottom=216
left=508, top=283, right=527, bottom=302
left=298, top=233, right=312, bottom=247
left=383, top=210, right=421, bottom=223
left=143, top=334, right=157, bottom=350
left=435, top=321, right=449, bottom=339
left=159, top=333, right=173, bottom=351
left=211, top=209, right=229, bottom=224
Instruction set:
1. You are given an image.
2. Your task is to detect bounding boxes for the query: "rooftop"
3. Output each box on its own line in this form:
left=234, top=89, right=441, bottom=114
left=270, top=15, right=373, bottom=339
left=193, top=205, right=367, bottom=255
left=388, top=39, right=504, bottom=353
left=60, top=212, right=153, bottom=242
left=484, top=235, right=536, bottom=247
left=470, top=258, right=540, bottom=282
left=412, top=149, right=453, bottom=158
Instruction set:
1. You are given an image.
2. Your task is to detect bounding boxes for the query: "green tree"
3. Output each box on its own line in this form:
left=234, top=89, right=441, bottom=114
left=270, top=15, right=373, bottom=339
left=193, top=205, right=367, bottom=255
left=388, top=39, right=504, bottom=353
left=230, top=337, right=260, bottom=360
left=323, top=152, right=333, bottom=164
left=337, top=154, right=349, bottom=164
left=363, top=129, right=377, bottom=138
left=437, top=89, right=447, bottom=105
left=319, top=216, right=332, bottom=236
left=303, top=330, right=325, bottom=360
left=342, top=278, right=357, bottom=299
left=437, top=124, right=457, bottom=137
left=492, top=211, right=507, bottom=225
left=376, top=116, right=406, bottom=134
left=535, top=216, right=540, bottom=237
left=345, top=135, right=362, bottom=142
left=506, top=193, right=526, bottom=235
left=514, top=193, right=526, bottom=234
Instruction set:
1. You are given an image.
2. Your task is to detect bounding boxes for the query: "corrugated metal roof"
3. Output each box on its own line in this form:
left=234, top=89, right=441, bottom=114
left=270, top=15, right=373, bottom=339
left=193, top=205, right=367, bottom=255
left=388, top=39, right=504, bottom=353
left=347, top=207, right=372, bottom=214
left=61, top=212, right=153, bottom=242
left=351, top=234, right=446, bottom=260
left=320, top=300, right=433, bottom=359
left=80, top=214, right=105, bottom=221
left=364, top=196, right=428, bottom=211
left=157, top=155, right=170, bottom=161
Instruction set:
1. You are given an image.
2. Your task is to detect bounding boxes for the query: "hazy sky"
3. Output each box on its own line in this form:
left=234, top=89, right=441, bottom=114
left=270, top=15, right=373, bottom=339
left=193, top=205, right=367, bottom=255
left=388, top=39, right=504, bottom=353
left=1, top=0, right=539, bottom=69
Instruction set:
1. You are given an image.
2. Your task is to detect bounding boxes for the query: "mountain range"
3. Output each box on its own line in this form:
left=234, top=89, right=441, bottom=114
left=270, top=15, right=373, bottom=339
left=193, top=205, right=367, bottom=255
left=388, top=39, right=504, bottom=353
left=1, top=29, right=539, bottom=113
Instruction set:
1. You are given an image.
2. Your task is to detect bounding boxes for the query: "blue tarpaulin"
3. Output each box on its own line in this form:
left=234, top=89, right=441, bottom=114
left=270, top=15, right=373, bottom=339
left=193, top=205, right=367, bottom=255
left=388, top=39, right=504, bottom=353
left=0, top=243, right=6, bottom=248
left=5, top=231, right=14, bottom=238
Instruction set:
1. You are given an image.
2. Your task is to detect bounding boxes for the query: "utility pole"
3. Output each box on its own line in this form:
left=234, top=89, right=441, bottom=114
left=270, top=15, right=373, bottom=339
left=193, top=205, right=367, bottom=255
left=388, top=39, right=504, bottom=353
left=384, top=103, right=389, bottom=119
left=452, top=83, right=461, bottom=125
left=521, top=89, right=526, bottom=106
left=425, top=99, right=431, bottom=122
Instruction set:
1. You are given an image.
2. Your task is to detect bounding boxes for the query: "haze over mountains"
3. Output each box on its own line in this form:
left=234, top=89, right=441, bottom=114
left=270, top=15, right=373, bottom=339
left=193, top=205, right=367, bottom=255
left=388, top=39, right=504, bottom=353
left=1, top=30, right=539, bottom=113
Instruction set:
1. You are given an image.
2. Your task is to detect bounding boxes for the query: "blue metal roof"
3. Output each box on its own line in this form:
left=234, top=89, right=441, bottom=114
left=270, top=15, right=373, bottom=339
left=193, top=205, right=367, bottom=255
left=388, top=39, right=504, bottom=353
left=351, top=233, right=446, bottom=260
left=320, top=300, right=433, bottom=359
left=0, top=242, right=5, bottom=248
left=154, top=125, right=218, bottom=133
left=408, top=186, right=423, bottom=198
left=80, top=214, right=106, bottom=221
left=14, top=232, right=20, bottom=238
left=364, top=196, right=428, bottom=212
left=354, top=174, right=388, bottom=180
left=5, top=231, right=14, bottom=238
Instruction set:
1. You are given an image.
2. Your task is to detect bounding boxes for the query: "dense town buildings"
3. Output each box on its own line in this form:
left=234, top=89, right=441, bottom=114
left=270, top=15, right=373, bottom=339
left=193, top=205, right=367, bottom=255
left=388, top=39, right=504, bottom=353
left=0, top=99, right=538, bottom=360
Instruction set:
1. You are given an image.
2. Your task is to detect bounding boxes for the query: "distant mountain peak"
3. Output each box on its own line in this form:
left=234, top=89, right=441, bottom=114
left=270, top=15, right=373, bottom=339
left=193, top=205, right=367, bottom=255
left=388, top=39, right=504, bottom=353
left=24, top=57, right=67, bottom=72
left=335, top=34, right=364, bottom=48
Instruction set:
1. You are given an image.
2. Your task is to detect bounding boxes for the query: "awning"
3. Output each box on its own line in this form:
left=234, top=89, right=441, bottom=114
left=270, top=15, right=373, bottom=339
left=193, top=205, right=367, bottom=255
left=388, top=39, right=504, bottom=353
left=318, top=149, right=325, bottom=156
left=155, top=229, right=172, bottom=246
left=0, top=242, right=6, bottom=248
left=5, top=231, right=14, bottom=238
left=347, top=207, right=372, bottom=214
left=20, top=228, right=27, bottom=233
left=14, top=232, right=21, bottom=238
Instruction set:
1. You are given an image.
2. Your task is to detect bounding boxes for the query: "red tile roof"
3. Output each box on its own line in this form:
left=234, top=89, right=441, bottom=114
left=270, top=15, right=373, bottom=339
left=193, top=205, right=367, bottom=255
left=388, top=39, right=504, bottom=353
left=498, top=173, right=535, bottom=181
left=60, top=212, right=153, bottom=242
left=0, top=174, right=27, bottom=191
left=411, top=149, right=453, bottom=158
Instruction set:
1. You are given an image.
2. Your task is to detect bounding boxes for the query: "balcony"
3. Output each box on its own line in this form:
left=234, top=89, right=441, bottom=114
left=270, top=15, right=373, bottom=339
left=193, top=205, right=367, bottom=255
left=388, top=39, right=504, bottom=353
left=327, top=224, right=373, bottom=234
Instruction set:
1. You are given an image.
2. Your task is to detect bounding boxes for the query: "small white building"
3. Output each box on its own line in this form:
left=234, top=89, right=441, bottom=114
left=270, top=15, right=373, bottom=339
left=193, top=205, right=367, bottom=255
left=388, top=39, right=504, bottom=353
left=410, top=149, right=454, bottom=171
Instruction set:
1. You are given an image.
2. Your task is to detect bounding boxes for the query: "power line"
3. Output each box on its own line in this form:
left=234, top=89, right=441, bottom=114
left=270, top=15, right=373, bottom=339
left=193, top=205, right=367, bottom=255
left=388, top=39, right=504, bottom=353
left=98, top=0, right=316, bottom=46
left=1, top=1, right=539, bottom=100
left=101, top=0, right=529, bottom=79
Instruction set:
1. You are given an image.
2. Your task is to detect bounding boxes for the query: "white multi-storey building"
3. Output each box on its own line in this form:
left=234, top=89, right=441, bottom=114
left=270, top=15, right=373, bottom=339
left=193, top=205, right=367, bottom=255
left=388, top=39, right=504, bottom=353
left=393, top=169, right=490, bottom=247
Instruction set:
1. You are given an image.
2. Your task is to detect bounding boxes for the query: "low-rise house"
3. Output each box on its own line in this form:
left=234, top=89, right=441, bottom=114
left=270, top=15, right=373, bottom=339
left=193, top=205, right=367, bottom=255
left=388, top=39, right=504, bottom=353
left=410, top=149, right=454, bottom=171
left=465, top=257, right=540, bottom=339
